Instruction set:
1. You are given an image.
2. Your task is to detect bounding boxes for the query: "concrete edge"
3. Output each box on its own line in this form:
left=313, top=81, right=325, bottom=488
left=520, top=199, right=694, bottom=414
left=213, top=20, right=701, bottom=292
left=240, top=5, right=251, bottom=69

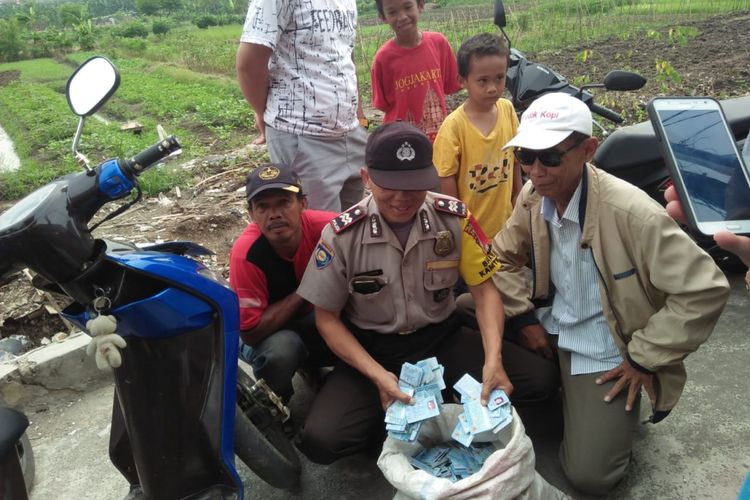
left=1, top=332, right=111, bottom=398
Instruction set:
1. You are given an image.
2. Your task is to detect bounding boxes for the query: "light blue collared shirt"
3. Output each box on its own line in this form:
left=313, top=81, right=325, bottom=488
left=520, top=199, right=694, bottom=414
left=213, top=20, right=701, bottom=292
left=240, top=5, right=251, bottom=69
left=536, top=180, right=623, bottom=375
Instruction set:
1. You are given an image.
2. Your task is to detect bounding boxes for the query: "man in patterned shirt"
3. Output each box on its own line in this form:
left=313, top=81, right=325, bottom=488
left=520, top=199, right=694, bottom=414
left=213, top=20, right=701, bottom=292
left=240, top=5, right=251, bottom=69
left=236, top=0, right=368, bottom=212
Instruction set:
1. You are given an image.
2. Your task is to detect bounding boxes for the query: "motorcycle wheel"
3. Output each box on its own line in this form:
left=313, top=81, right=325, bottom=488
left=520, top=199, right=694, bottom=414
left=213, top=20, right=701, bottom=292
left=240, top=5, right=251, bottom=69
left=234, top=405, right=301, bottom=489
left=16, top=432, right=35, bottom=493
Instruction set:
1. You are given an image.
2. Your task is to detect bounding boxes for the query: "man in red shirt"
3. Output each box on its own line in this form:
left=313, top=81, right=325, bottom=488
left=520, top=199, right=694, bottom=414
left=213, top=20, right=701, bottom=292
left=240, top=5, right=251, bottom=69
left=229, top=163, right=337, bottom=403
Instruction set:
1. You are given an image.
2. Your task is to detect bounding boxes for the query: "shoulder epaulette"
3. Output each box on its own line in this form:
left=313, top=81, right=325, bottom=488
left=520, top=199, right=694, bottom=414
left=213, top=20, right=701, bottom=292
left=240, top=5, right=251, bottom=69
left=330, top=205, right=367, bottom=234
left=433, top=196, right=467, bottom=218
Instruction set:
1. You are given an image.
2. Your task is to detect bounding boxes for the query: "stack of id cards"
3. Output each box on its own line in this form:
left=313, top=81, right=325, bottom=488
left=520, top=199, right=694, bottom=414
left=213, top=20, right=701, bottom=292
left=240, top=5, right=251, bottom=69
left=384, top=357, right=446, bottom=442
left=408, top=442, right=496, bottom=482
left=450, top=374, right=513, bottom=447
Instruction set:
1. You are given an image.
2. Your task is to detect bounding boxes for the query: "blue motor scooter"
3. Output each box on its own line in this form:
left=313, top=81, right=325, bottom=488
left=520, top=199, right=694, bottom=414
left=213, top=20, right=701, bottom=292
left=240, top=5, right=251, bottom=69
left=0, top=56, right=299, bottom=499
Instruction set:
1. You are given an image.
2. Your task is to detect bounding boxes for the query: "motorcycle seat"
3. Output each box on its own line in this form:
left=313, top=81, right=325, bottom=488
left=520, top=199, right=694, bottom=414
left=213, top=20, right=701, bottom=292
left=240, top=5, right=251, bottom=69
left=593, top=119, right=660, bottom=173
left=0, top=406, right=29, bottom=459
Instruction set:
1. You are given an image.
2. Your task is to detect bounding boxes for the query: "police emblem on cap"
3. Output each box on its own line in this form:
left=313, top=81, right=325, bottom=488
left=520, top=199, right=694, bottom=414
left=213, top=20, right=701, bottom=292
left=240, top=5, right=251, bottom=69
left=396, top=142, right=416, bottom=162
left=258, top=166, right=280, bottom=180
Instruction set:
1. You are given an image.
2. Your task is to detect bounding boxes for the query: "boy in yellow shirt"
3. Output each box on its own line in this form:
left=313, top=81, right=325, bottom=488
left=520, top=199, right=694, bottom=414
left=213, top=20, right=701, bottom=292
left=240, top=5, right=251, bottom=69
left=433, top=33, right=521, bottom=239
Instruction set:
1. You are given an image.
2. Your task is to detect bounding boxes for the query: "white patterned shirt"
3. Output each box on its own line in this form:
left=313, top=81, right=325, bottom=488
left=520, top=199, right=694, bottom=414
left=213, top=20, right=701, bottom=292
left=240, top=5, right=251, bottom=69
left=537, top=180, right=623, bottom=375
left=240, top=0, right=360, bottom=137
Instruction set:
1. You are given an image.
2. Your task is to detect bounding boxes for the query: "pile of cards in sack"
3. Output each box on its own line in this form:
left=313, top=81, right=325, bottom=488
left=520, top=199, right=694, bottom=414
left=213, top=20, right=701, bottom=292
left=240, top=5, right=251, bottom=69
left=383, top=363, right=515, bottom=482
left=384, top=357, right=446, bottom=443
left=384, top=362, right=513, bottom=445
left=450, top=374, right=513, bottom=447
left=408, top=442, right=496, bottom=482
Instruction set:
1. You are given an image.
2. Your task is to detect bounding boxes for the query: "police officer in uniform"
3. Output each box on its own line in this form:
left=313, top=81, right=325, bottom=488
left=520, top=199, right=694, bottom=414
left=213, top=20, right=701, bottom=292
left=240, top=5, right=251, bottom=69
left=295, top=122, right=555, bottom=464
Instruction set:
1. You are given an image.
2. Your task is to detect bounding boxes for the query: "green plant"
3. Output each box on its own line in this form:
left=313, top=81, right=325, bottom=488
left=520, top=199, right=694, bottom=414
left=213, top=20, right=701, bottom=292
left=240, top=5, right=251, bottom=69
left=571, top=75, right=591, bottom=87
left=115, top=21, right=149, bottom=38
left=152, top=20, right=170, bottom=34
left=135, top=0, right=161, bottom=16
left=655, top=58, right=682, bottom=93
left=75, top=19, right=96, bottom=49
left=667, top=26, right=698, bottom=46
left=576, top=49, right=593, bottom=63
left=0, top=17, right=24, bottom=62
left=57, top=3, right=88, bottom=27
left=116, top=37, right=148, bottom=54
left=193, top=14, right=217, bottom=29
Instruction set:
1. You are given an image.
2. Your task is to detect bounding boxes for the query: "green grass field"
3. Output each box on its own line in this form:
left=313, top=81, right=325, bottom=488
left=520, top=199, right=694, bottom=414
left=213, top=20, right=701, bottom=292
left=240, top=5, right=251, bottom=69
left=0, top=0, right=746, bottom=200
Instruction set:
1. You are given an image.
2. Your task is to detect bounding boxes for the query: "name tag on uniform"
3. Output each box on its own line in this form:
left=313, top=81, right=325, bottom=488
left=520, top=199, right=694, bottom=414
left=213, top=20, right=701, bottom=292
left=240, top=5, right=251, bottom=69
left=425, top=260, right=459, bottom=271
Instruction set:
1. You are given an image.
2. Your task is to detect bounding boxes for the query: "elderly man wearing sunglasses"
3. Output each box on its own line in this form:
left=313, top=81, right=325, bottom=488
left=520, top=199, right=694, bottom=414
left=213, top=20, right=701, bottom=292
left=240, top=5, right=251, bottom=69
left=480, top=92, right=729, bottom=495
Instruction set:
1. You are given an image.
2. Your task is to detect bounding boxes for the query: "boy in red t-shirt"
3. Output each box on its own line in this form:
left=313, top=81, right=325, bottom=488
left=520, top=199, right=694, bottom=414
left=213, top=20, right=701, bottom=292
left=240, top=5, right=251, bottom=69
left=371, top=0, right=461, bottom=142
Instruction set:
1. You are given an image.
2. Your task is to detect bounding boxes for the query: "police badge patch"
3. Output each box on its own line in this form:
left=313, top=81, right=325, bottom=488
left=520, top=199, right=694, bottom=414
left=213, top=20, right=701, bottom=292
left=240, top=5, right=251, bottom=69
left=314, top=241, right=334, bottom=269
left=434, top=231, right=454, bottom=256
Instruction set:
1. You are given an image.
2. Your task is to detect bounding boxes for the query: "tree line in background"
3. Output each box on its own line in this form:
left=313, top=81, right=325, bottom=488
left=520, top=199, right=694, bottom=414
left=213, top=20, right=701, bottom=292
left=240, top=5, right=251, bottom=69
left=0, top=0, right=247, bottom=62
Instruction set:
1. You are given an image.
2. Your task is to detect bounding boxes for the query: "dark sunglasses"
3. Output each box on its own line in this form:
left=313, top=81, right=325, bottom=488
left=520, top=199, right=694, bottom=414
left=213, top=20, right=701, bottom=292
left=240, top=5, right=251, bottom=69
left=514, top=137, right=586, bottom=167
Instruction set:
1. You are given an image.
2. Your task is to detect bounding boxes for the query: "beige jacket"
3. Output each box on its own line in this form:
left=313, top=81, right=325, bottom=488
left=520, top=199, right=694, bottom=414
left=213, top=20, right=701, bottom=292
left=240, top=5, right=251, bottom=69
left=492, top=164, right=729, bottom=420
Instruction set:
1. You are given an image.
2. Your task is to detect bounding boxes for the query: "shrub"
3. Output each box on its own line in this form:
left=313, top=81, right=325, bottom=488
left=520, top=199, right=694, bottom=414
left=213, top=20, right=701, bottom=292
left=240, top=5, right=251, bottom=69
left=116, top=21, right=149, bottom=38
left=193, top=14, right=217, bottom=29
left=152, top=20, right=170, bottom=35
left=75, top=20, right=96, bottom=50
left=0, top=18, right=25, bottom=63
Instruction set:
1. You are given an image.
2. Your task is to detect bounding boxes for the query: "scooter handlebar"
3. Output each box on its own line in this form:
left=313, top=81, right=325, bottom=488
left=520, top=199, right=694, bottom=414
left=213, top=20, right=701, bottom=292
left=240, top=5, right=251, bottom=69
left=590, top=102, right=623, bottom=124
left=128, top=136, right=182, bottom=175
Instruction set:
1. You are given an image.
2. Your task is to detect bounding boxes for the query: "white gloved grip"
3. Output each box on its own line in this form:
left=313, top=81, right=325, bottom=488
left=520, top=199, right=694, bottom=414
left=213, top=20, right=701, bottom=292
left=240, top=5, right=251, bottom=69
left=86, top=315, right=127, bottom=370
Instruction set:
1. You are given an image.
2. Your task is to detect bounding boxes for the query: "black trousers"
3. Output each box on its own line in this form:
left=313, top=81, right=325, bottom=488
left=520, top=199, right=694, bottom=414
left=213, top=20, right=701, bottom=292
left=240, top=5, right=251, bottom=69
left=296, top=314, right=559, bottom=464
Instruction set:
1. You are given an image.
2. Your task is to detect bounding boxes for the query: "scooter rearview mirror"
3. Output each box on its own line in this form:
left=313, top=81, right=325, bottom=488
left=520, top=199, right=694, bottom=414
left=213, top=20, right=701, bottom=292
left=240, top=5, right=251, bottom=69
left=66, top=56, right=120, bottom=117
left=603, top=70, right=647, bottom=92
left=65, top=56, right=121, bottom=171
left=494, top=0, right=506, bottom=29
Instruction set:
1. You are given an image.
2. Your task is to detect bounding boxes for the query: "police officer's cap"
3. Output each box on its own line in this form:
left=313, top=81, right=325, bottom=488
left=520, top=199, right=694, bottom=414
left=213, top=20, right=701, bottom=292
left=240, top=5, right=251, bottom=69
left=365, top=122, right=439, bottom=191
left=246, top=163, right=303, bottom=202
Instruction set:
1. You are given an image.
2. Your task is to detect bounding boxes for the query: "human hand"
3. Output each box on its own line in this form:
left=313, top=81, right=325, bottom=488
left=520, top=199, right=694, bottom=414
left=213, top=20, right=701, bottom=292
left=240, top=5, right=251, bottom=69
left=666, top=185, right=750, bottom=268
left=596, top=358, right=656, bottom=412
left=664, top=185, right=687, bottom=225
left=481, top=358, right=513, bottom=404
left=714, top=231, right=750, bottom=269
left=519, top=324, right=554, bottom=359
left=252, top=119, right=266, bottom=145
left=374, top=371, right=414, bottom=411
left=86, top=333, right=127, bottom=370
